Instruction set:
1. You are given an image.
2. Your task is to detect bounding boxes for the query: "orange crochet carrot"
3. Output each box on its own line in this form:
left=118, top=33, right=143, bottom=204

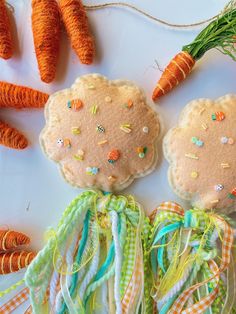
left=32, top=0, right=61, bottom=83
left=0, top=251, right=36, bottom=274
left=152, top=7, right=236, bottom=101
left=0, top=120, right=28, bottom=149
left=59, top=0, right=94, bottom=64
left=0, top=82, right=49, bottom=109
left=0, top=230, right=30, bottom=251
left=0, top=0, right=13, bottom=59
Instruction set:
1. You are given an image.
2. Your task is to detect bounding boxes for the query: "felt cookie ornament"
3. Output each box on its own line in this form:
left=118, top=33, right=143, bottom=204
left=152, top=3, right=236, bottom=101
left=148, top=95, right=236, bottom=313
left=25, top=74, right=160, bottom=313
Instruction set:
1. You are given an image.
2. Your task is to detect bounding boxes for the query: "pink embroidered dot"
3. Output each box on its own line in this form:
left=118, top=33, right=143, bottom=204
left=228, top=138, right=234, bottom=145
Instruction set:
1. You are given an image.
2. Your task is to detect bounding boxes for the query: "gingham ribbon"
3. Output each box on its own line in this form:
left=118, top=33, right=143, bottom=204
left=0, top=287, right=29, bottom=314
left=154, top=201, right=234, bottom=314
left=122, top=252, right=143, bottom=313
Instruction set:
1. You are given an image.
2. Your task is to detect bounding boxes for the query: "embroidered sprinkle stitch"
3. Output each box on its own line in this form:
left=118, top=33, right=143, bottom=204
left=105, top=96, right=112, bottom=103
left=228, top=188, right=236, bottom=199
left=124, top=99, right=133, bottom=109
left=221, top=163, right=230, bottom=169
left=120, top=124, right=132, bottom=133
left=98, top=140, right=108, bottom=145
left=215, top=184, right=224, bottom=192
left=221, top=136, right=228, bottom=144
left=212, top=111, right=225, bottom=121
left=185, top=153, right=199, bottom=160
left=228, top=138, right=234, bottom=145
left=87, top=84, right=95, bottom=90
left=57, top=139, right=64, bottom=147
left=143, top=126, right=149, bottom=133
left=210, top=199, right=219, bottom=204
left=71, top=127, right=81, bottom=135
left=136, top=147, right=147, bottom=159
left=108, top=175, right=117, bottom=182
left=191, top=137, right=204, bottom=147
left=190, top=171, right=198, bottom=179
left=108, top=150, right=120, bottom=163
left=90, top=105, right=98, bottom=115
left=201, top=123, right=208, bottom=130
left=67, top=99, right=83, bottom=111
left=86, top=167, right=99, bottom=175
left=63, top=138, right=71, bottom=148
left=74, top=149, right=84, bottom=161
left=96, top=125, right=105, bottom=133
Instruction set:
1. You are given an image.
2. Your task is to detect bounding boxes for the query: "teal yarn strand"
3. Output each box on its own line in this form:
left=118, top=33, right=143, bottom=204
left=58, top=210, right=91, bottom=314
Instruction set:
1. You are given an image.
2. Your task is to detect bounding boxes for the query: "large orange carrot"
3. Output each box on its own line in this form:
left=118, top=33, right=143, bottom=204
left=32, top=0, right=61, bottom=83
left=152, top=7, right=236, bottom=101
left=59, top=0, right=94, bottom=64
left=0, top=230, right=30, bottom=251
left=0, top=82, right=49, bottom=109
left=0, top=251, right=36, bottom=274
left=0, top=0, right=13, bottom=59
left=0, top=120, right=28, bottom=149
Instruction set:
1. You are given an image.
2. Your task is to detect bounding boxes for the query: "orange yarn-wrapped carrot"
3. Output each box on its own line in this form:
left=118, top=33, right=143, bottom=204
left=0, top=230, right=30, bottom=251
left=0, top=82, right=49, bottom=109
left=0, top=0, right=13, bottom=59
left=0, top=120, right=28, bottom=149
left=32, top=0, right=61, bottom=83
left=152, top=51, right=195, bottom=100
left=0, top=251, right=36, bottom=274
left=152, top=6, right=236, bottom=101
left=59, top=0, right=94, bottom=64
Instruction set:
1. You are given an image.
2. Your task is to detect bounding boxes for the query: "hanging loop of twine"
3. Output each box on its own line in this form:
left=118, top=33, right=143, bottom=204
left=84, top=2, right=219, bottom=29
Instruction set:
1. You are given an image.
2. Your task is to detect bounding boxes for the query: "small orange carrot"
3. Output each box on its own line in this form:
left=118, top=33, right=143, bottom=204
left=0, top=0, right=13, bottom=59
left=152, top=7, right=236, bottom=101
left=152, top=51, right=195, bottom=100
left=32, top=0, right=61, bottom=83
left=0, top=82, right=49, bottom=109
left=59, top=0, right=94, bottom=64
left=0, top=251, right=36, bottom=274
left=0, top=230, right=30, bottom=251
left=0, top=120, right=28, bottom=149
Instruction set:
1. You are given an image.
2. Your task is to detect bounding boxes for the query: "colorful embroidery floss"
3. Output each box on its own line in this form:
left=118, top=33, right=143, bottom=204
left=191, top=137, right=204, bottom=147
left=67, top=99, right=83, bottom=111
left=108, top=149, right=120, bottom=163
left=96, top=124, right=105, bottom=133
left=120, top=124, right=132, bottom=133
left=212, top=111, right=225, bottom=121
left=71, top=127, right=81, bottom=135
left=137, top=147, right=147, bottom=158
left=215, top=184, right=224, bottom=191
left=86, top=166, right=99, bottom=175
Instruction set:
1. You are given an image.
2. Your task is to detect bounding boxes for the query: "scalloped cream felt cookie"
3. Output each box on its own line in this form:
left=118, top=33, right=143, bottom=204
left=40, top=74, right=160, bottom=191
left=164, top=94, right=236, bottom=213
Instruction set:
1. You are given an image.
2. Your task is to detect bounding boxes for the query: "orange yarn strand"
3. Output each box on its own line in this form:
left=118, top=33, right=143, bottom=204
left=0, top=230, right=30, bottom=252
left=0, top=0, right=13, bottom=59
left=0, top=251, right=36, bottom=274
left=31, top=0, right=61, bottom=83
left=0, top=82, right=49, bottom=109
left=0, top=120, right=28, bottom=150
left=59, top=0, right=95, bottom=64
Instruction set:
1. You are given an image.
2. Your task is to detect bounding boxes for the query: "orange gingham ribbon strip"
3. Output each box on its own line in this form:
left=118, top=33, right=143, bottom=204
left=122, top=253, right=143, bottom=313
left=24, top=305, right=32, bottom=314
left=0, top=287, right=29, bottom=314
left=181, top=260, right=220, bottom=314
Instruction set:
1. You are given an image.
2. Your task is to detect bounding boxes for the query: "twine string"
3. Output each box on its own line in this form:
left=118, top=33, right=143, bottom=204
left=84, top=2, right=220, bottom=29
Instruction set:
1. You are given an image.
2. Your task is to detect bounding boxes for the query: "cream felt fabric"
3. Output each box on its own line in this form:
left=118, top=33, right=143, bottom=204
left=40, top=74, right=160, bottom=192
left=164, top=94, right=236, bottom=213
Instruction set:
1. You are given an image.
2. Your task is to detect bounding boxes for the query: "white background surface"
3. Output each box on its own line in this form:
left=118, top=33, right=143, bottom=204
left=0, top=0, right=233, bottom=311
